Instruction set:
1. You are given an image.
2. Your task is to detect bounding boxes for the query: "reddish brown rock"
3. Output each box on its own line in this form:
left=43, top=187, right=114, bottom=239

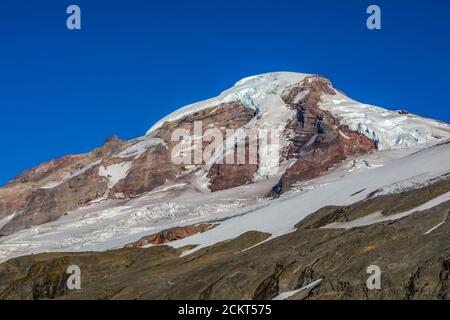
left=272, top=76, right=376, bottom=195
left=0, top=102, right=257, bottom=234
left=114, top=102, right=256, bottom=197
left=0, top=137, right=133, bottom=235
left=6, top=155, right=84, bottom=186
left=0, top=136, right=130, bottom=223
left=125, top=223, right=217, bottom=247
left=207, top=140, right=259, bottom=192
left=0, top=164, right=108, bottom=236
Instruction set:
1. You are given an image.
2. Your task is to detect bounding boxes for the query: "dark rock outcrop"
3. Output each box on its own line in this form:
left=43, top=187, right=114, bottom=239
left=276, top=76, right=375, bottom=193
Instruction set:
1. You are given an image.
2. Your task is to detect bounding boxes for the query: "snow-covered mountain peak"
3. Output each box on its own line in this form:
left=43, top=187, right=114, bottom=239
left=230, top=71, right=309, bottom=90
left=146, top=72, right=310, bottom=135
left=146, top=71, right=450, bottom=152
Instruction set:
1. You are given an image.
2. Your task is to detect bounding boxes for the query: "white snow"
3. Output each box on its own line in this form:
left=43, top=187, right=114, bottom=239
left=0, top=213, right=17, bottom=230
left=146, top=72, right=450, bottom=187
left=323, top=190, right=450, bottom=230
left=146, top=72, right=308, bottom=135
left=2, top=143, right=449, bottom=263
left=372, top=172, right=450, bottom=197
left=98, top=162, right=133, bottom=188
left=39, top=161, right=101, bottom=189
left=424, top=220, right=447, bottom=235
left=0, top=179, right=275, bottom=263
left=171, top=143, right=450, bottom=255
left=273, top=279, right=323, bottom=300
left=147, top=72, right=307, bottom=181
left=148, top=72, right=450, bottom=152
left=320, top=92, right=450, bottom=150
left=117, top=137, right=167, bottom=159
left=40, top=181, right=65, bottom=189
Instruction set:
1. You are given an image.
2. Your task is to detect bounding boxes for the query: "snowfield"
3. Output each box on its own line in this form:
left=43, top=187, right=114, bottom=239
left=169, top=142, right=450, bottom=255
left=322, top=190, right=450, bottom=230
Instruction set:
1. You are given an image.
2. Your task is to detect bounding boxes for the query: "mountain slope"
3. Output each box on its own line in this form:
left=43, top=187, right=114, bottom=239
left=0, top=72, right=450, bottom=300
left=1, top=170, right=449, bottom=300
left=2, top=72, right=448, bottom=237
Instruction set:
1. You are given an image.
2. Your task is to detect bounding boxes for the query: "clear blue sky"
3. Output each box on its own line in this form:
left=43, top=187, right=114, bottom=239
left=1, top=0, right=449, bottom=185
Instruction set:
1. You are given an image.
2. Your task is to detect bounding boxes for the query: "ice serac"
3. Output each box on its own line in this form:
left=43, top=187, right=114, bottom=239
left=0, top=72, right=449, bottom=237
left=319, top=88, right=450, bottom=150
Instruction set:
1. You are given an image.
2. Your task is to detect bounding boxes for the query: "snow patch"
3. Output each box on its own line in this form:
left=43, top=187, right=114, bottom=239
left=40, top=161, right=101, bottom=189
left=98, top=162, right=133, bottom=188
left=273, top=279, right=322, bottom=300
left=0, top=213, right=17, bottom=230
left=117, top=137, right=167, bottom=159
left=323, top=191, right=450, bottom=229
left=424, top=220, right=447, bottom=235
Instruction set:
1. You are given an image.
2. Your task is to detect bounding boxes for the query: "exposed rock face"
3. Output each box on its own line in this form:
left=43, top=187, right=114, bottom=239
left=125, top=224, right=216, bottom=247
left=0, top=102, right=257, bottom=234
left=207, top=139, right=259, bottom=192
left=110, top=142, right=177, bottom=198
left=0, top=75, right=378, bottom=235
left=273, top=76, right=375, bottom=195
left=0, top=136, right=130, bottom=225
left=0, top=185, right=32, bottom=220
left=112, top=102, right=256, bottom=197
left=7, top=155, right=83, bottom=186
left=0, top=155, right=83, bottom=220
left=0, top=166, right=108, bottom=236
left=0, top=140, right=126, bottom=235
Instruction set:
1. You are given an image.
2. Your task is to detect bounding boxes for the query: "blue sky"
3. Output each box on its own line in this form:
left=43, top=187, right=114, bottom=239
left=0, top=0, right=449, bottom=185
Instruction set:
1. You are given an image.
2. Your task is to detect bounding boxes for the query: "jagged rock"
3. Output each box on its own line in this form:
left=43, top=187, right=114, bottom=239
left=276, top=76, right=375, bottom=193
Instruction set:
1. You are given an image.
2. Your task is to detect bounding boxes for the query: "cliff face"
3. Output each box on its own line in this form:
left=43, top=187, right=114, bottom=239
left=112, top=101, right=257, bottom=197
left=274, top=77, right=375, bottom=194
